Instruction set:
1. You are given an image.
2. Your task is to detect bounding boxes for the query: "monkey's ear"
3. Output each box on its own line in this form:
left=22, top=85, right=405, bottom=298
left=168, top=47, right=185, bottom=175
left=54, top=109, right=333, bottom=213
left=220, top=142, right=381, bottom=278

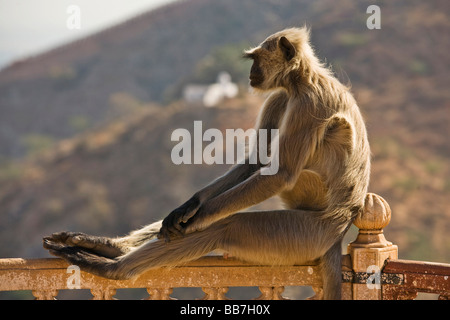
left=279, top=36, right=296, bottom=62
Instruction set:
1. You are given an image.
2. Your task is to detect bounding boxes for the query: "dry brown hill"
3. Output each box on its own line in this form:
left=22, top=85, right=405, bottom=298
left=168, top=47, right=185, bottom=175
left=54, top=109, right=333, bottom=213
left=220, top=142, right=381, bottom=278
left=1, top=0, right=448, bottom=159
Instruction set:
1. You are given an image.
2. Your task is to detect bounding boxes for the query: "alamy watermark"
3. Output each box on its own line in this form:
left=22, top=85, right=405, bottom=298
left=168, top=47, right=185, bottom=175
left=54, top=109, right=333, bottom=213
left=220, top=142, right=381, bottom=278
left=366, top=265, right=381, bottom=290
left=171, top=121, right=279, bottom=175
left=66, top=265, right=81, bottom=289
left=366, top=5, right=381, bottom=30
left=66, top=5, right=81, bottom=30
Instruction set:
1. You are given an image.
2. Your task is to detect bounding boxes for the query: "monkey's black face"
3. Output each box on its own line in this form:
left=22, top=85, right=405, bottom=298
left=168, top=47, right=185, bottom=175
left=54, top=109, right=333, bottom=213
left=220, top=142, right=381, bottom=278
left=243, top=52, right=264, bottom=87
left=249, top=60, right=264, bottom=87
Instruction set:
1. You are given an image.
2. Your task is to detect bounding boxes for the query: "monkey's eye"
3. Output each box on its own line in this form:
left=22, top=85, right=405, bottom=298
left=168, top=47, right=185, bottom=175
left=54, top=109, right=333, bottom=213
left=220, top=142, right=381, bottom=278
left=261, top=39, right=277, bottom=52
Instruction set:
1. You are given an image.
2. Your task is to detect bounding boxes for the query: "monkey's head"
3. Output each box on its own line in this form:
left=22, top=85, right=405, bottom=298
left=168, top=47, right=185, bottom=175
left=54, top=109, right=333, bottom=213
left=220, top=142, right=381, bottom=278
left=243, top=27, right=316, bottom=91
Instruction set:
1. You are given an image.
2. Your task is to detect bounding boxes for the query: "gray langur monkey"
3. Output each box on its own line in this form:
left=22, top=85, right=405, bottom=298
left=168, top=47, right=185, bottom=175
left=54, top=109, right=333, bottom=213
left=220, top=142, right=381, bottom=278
left=43, top=27, right=371, bottom=300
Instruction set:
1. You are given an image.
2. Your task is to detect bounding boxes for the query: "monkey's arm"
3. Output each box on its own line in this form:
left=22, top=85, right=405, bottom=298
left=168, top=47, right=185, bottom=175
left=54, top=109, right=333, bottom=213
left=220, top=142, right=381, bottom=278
left=195, top=162, right=260, bottom=202
left=188, top=123, right=280, bottom=202
left=183, top=114, right=323, bottom=233
left=160, top=91, right=288, bottom=240
left=182, top=110, right=356, bottom=233
left=183, top=136, right=310, bottom=233
left=158, top=162, right=259, bottom=239
left=192, top=90, right=289, bottom=203
left=159, top=136, right=272, bottom=239
left=186, top=171, right=291, bottom=232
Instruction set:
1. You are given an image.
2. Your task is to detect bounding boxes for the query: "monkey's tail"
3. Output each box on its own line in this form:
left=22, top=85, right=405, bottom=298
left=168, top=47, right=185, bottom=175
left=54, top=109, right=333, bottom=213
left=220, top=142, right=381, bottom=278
left=116, top=220, right=162, bottom=249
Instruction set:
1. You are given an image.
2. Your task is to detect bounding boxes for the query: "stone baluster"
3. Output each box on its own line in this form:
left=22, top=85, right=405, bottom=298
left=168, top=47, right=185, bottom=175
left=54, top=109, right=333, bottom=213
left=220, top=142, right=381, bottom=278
left=146, top=287, right=174, bottom=300
left=90, top=288, right=116, bottom=300
left=201, top=287, right=229, bottom=300
left=255, top=286, right=287, bottom=300
left=32, top=289, right=58, bottom=300
left=308, top=286, right=324, bottom=300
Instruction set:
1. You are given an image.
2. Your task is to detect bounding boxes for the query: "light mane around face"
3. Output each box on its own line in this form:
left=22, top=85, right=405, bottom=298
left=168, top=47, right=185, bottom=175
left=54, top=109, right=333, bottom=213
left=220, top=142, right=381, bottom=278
left=243, top=27, right=327, bottom=93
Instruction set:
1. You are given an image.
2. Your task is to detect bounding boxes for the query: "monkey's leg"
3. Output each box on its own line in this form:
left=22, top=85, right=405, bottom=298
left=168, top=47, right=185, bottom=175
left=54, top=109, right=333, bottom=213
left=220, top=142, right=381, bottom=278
left=43, top=240, right=118, bottom=278
left=44, top=221, right=162, bottom=259
left=44, top=221, right=226, bottom=280
left=114, top=210, right=340, bottom=279
left=44, top=211, right=345, bottom=286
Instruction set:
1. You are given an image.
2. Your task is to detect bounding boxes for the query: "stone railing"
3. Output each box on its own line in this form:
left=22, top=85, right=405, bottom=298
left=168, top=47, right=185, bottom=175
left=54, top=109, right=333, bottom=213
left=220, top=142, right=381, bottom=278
left=0, top=193, right=449, bottom=300
left=0, top=256, right=324, bottom=300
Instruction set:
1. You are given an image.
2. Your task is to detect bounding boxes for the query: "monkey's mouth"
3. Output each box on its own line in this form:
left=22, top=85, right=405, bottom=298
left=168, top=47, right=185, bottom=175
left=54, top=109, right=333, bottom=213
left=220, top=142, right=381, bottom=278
left=249, top=76, right=263, bottom=87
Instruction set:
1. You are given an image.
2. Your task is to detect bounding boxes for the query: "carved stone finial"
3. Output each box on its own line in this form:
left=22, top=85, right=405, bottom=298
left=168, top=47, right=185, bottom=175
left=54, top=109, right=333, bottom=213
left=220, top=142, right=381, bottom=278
left=351, top=193, right=392, bottom=248
left=354, top=193, right=391, bottom=231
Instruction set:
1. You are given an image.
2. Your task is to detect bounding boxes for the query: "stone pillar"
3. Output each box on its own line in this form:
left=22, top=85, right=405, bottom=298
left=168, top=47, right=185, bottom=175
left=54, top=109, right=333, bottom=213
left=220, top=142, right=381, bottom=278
left=347, top=193, right=398, bottom=300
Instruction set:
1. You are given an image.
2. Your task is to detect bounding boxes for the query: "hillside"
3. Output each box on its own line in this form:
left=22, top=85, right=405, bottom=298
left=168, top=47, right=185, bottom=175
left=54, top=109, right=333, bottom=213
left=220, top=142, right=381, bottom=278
left=0, top=0, right=448, bottom=159
left=0, top=0, right=448, bottom=266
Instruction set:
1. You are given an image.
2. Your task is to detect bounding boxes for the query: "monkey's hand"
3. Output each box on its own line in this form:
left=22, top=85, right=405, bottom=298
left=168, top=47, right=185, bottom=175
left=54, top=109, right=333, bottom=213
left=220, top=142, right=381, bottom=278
left=159, top=196, right=200, bottom=241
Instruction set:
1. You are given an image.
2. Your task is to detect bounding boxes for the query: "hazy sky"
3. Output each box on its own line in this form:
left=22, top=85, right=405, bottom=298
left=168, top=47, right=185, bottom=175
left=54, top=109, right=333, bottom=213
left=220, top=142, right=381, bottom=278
left=0, top=0, right=176, bottom=69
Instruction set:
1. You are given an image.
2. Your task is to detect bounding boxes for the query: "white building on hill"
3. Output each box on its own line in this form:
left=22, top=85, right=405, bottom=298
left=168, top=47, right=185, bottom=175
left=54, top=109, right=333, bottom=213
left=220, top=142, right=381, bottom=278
left=183, top=72, right=238, bottom=107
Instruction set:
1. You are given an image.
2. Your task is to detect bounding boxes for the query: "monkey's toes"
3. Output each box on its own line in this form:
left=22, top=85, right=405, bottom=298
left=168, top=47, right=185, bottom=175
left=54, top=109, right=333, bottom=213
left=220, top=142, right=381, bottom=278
left=44, top=231, right=73, bottom=244
left=44, top=231, right=90, bottom=247
left=43, top=238, right=64, bottom=251
left=43, top=240, right=94, bottom=263
left=43, top=239, right=73, bottom=259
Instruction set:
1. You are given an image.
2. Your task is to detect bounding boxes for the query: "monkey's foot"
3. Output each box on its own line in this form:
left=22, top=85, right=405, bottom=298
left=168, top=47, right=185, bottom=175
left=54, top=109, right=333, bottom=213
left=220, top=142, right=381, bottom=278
left=42, top=239, right=126, bottom=280
left=43, top=231, right=124, bottom=258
